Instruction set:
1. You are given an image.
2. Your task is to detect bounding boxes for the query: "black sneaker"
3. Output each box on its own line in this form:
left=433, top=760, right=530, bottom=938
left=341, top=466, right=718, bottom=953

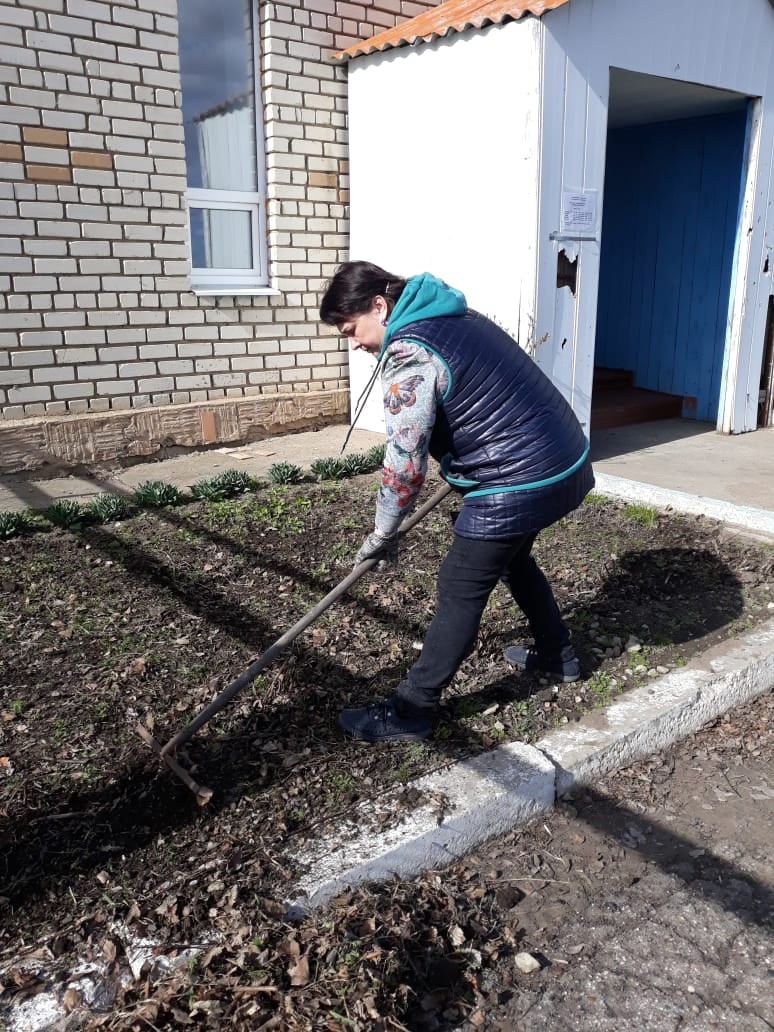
left=338, top=696, right=435, bottom=743
left=503, top=644, right=580, bottom=683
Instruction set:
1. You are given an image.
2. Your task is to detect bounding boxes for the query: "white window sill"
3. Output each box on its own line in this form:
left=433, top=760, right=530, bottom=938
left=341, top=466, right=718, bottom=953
left=191, top=286, right=281, bottom=298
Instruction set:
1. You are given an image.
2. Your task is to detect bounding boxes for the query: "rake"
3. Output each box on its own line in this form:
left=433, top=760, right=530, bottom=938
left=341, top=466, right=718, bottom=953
left=136, top=482, right=453, bottom=804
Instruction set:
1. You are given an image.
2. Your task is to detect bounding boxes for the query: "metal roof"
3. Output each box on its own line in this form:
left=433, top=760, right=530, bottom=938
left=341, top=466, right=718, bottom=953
left=335, top=0, right=572, bottom=61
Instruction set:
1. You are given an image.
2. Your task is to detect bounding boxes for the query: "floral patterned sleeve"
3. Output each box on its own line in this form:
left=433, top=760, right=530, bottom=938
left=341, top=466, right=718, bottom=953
left=374, top=340, right=448, bottom=537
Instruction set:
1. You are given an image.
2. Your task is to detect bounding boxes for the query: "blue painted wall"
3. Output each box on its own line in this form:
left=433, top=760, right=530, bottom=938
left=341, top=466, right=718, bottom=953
left=595, top=109, right=748, bottom=421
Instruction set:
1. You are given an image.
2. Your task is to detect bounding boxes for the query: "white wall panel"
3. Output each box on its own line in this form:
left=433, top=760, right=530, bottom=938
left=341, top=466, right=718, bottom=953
left=347, top=20, right=542, bottom=431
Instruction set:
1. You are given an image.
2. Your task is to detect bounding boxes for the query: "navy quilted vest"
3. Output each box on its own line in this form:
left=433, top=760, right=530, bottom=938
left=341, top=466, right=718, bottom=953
left=394, top=309, right=594, bottom=538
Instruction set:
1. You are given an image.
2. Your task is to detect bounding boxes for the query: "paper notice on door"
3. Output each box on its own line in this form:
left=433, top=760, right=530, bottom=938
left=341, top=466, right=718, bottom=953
left=561, top=189, right=598, bottom=234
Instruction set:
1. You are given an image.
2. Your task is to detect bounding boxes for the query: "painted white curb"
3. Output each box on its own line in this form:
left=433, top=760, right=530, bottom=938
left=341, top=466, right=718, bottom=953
left=594, top=471, right=774, bottom=537
left=535, top=616, right=774, bottom=795
left=288, top=742, right=556, bottom=911
left=288, top=617, right=774, bottom=912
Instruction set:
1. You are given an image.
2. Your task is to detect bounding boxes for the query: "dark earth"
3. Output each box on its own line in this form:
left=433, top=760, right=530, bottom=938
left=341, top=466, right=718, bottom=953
left=1, top=470, right=772, bottom=1029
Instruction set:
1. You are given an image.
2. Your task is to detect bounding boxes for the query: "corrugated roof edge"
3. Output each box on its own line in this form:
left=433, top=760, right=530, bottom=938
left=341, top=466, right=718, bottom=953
left=333, top=0, right=571, bottom=62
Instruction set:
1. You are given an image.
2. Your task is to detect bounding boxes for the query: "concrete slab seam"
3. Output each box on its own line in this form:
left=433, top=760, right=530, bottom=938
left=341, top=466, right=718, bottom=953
left=593, top=471, right=774, bottom=537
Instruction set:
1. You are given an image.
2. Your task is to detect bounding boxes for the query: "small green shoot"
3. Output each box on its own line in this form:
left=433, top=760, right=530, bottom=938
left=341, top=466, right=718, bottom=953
left=267, top=462, right=305, bottom=485
left=0, top=510, right=33, bottom=539
left=43, top=499, right=84, bottom=529
left=310, top=457, right=347, bottom=481
left=588, top=670, right=613, bottom=706
left=341, top=452, right=372, bottom=476
left=623, top=503, right=658, bottom=527
left=89, top=493, right=131, bottom=523
left=133, top=480, right=184, bottom=508
left=365, top=443, right=386, bottom=467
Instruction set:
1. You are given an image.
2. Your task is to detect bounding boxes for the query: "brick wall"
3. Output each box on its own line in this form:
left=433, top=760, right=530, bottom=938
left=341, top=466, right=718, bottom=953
left=0, top=0, right=439, bottom=463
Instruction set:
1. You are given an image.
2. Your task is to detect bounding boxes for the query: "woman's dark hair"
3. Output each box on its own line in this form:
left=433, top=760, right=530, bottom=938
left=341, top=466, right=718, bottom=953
left=319, top=261, right=406, bottom=325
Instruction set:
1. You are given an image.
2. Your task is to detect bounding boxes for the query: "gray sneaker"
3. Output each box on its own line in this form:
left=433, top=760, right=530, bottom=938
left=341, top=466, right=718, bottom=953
left=503, top=644, right=580, bottom=683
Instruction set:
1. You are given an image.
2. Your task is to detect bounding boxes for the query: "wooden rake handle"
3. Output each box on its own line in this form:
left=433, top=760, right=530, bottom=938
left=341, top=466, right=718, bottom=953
left=140, top=481, right=453, bottom=799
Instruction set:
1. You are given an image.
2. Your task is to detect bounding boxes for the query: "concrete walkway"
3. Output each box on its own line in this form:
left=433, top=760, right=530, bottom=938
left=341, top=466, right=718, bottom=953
left=1, top=417, right=774, bottom=530
left=1, top=416, right=773, bottom=913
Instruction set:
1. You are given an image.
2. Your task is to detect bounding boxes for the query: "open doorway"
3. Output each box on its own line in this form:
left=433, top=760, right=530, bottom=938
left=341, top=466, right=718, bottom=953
left=593, top=69, right=750, bottom=432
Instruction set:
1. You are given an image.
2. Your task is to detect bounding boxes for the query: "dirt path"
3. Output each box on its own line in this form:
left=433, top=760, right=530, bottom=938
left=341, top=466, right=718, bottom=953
left=454, top=690, right=774, bottom=1031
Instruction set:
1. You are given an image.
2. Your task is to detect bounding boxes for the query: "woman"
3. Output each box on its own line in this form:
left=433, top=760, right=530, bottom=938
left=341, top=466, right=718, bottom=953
left=320, top=261, right=594, bottom=743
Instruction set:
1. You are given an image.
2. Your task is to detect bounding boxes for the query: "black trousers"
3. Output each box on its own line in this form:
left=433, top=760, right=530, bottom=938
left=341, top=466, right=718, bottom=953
left=396, top=532, right=571, bottom=710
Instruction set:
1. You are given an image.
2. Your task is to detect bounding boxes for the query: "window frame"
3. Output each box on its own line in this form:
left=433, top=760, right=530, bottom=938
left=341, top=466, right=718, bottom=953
left=182, top=2, right=269, bottom=295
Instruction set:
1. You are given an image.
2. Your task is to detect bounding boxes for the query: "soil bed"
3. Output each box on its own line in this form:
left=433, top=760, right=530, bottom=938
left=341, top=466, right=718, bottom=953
left=1, top=473, right=772, bottom=1029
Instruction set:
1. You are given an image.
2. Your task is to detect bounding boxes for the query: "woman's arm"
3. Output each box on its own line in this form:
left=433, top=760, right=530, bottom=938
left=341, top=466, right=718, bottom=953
left=374, top=340, right=447, bottom=537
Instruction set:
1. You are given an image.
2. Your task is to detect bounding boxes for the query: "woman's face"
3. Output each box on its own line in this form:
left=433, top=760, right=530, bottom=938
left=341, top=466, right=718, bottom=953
left=337, top=296, right=388, bottom=355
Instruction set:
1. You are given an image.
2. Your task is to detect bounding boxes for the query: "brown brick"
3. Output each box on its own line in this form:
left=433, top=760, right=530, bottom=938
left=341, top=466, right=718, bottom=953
left=200, top=409, right=217, bottom=443
left=70, top=150, right=114, bottom=170
left=0, top=143, right=23, bottom=161
left=25, top=164, right=72, bottom=183
left=308, top=171, right=338, bottom=188
left=23, top=126, right=68, bottom=147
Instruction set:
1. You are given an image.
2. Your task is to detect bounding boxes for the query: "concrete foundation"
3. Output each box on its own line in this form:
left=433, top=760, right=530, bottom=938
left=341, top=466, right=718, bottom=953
left=0, top=389, right=350, bottom=475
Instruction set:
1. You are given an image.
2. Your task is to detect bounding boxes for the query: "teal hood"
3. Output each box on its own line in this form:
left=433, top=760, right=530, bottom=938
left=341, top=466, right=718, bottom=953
left=380, top=273, right=466, bottom=357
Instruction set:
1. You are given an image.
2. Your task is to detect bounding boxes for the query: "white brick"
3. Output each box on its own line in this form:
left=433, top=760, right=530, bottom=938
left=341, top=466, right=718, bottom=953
left=13, top=276, right=58, bottom=292
left=0, top=370, right=31, bottom=386
left=77, top=363, right=116, bottom=381
left=86, top=310, right=127, bottom=326
left=0, top=8, right=35, bottom=27
left=66, top=0, right=111, bottom=22
left=98, top=345, right=137, bottom=361
left=26, top=30, right=73, bottom=53
left=139, top=68, right=178, bottom=89
left=69, top=240, right=111, bottom=256
left=158, top=360, right=192, bottom=374
left=53, top=382, right=94, bottom=399
left=118, top=361, right=155, bottom=377
left=139, top=342, right=176, bottom=358
left=137, top=376, right=173, bottom=392
left=72, top=168, right=116, bottom=187
left=95, top=22, right=136, bottom=45
left=1, top=46, right=38, bottom=70
left=24, top=145, right=69, bottom=164
left=74, top=38, right=116, bottom=59
left=79, top=259, right=120, bottom=274
left=38, top=52, right=84, bottom=74
left=105, top=329, right=144, bottom=344
left=37, top=219, right=83, bottom=237
left=42, top=109, right=86, bottom=130
left=112, top=7, right=154, bottom=30
left=33, top=365, right=74, bottom=382
left=18, top=68, right=44, bottom=88
left=57, top=91, right=100, bottom=112
left=102, top=99, right=143, bottom=119
left=8, top=384, right=51, bottom=402
left=57, top=275, right=100, bottom=291
left=34, top=258, right=78, bottom=274
left=175, top=374, right=210, bottom=389
left=43, top=311, right=86, bottom=327
left=0, top=257, right=33, bottom=274
left=49, top=14, right=95, bottom=37
left=116, top=45, right=158, bottom=68
left=64, top=329, right=106, bottom=346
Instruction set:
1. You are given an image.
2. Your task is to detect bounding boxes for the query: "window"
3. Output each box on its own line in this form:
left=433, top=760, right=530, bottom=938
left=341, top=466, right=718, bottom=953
left=179, top=0, right=267, bottom=293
